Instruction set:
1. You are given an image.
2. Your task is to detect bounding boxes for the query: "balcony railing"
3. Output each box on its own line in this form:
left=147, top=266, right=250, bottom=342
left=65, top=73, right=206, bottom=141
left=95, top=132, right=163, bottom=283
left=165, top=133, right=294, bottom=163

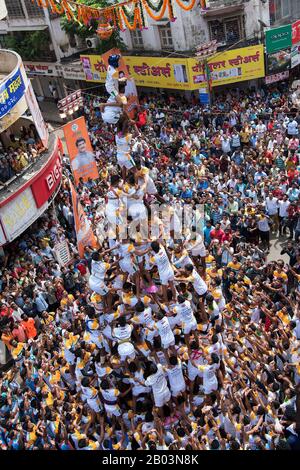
left=206, top=0, right=245, bottom=8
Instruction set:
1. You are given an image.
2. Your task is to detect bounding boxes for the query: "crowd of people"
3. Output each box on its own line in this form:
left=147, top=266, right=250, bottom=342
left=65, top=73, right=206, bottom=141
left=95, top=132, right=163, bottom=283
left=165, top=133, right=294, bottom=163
left=1, top=78, right=300, bottom=451
left=0, top=124, right=44, bottom=184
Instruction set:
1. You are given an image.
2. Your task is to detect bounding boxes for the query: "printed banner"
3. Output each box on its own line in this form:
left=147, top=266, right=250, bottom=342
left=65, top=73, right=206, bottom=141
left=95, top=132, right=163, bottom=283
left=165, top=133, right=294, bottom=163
left=125, top=78, right=139, bottom=119
left=63, top=116, right=99, bottom=185
left=188, top=45, right=265, bottom=88
left=292, top=20, right=300, bottom=45
left=25, top=81, right=49, bottom=148
left=0, top=187, right=37, bottom=241
left=81, top=46, right=265, bottom=90
left=81, top=54, right=192, bottom=90
left=0, top=0, right=7, bottom=20
left=54, top=239, right=72, bottom=267
left=70, top=181, right=98, bottom=257
left=265, top=71, right=289, bottom=85
left=58, top=90, right=83, bottom=115
left=0, top=95, right=28, bottom=133
left=0, top=67, right=26, bottom=119
left=291, top=43, right=300, bottom=69
left=267, top=49, right=291, bottom=75
left=265, top=24, right=292, bottom=54
left=31, top=138, right=62, bottom=208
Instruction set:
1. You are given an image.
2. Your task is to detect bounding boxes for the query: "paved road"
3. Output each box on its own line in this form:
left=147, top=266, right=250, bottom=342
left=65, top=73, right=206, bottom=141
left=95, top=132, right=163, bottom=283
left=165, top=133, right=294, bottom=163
left=268, top=232, right=290, bottom=263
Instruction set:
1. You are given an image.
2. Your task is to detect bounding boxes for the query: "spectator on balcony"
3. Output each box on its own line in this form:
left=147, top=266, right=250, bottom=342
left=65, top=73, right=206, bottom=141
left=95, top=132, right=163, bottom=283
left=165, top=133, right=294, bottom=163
left=15, top=148, right=29, bottom=171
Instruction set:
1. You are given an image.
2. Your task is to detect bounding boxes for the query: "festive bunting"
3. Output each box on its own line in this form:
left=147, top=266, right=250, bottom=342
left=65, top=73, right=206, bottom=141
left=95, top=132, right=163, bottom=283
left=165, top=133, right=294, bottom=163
left=31, top=0, right=197, bottom=34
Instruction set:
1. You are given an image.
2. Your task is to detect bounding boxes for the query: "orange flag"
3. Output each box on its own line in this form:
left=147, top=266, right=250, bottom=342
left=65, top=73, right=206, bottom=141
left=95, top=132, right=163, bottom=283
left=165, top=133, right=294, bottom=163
left=70, top=180, right=98, bottom=257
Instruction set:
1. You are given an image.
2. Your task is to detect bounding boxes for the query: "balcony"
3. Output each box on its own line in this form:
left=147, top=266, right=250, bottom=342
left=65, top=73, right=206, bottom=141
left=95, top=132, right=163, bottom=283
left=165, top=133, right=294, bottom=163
left=205, top=0, right=245, bottom=7
left=202, top=0, right=245, bottom=17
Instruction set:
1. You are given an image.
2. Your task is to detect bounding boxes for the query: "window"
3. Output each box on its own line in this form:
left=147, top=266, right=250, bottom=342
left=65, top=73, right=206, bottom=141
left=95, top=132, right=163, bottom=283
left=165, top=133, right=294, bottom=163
left=6, top=0, right=25, bottom=19
left=209, top=16, right=244, bottom=45
left=282, top=0, right=290, bottom=18
left=130, top=30, right=144, bottom=49
left=158, top=24, right=174, bottom=50
left=24, top=0, right=45, bottom=17
left=270, top=0, right=291, bottom=24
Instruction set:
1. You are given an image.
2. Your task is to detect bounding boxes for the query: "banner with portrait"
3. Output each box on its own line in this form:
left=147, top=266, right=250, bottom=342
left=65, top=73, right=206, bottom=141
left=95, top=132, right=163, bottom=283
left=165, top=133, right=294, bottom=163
left=63, top=116, right=99, bottom=185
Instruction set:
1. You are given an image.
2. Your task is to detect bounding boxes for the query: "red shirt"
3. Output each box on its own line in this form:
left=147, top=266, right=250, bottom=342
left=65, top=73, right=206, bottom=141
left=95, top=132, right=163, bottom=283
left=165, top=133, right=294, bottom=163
left=210, top=228, right=225, bottom=243
left=12, top=325, right=27, bottom=343
left=21, top=318, right=37, bottom=339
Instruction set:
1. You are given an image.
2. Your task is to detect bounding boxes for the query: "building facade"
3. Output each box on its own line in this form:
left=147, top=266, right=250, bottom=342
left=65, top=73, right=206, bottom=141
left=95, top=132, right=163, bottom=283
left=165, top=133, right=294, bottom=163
left=0, top=0, right=87, bottom=100
left=1, top=1, right=300, bottom=101
left=121, top=1, right=271, bottom=53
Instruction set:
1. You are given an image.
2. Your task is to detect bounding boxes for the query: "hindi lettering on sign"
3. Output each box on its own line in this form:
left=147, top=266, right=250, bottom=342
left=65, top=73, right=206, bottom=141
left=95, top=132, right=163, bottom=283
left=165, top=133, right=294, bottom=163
left=54, top=240, right=72, bottom=267
left=0, top=67, right=26, bottom=119
left=94, top=61, right=107, bottom=73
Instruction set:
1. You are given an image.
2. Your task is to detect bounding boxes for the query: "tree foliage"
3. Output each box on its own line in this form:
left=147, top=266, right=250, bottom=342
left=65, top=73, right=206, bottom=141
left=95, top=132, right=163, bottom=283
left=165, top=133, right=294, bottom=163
left=3, top=30, right=54, bottom=61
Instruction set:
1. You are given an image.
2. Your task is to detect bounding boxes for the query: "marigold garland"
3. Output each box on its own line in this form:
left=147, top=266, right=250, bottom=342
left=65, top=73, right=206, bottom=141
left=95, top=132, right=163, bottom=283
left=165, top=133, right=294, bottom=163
left=174, top=0, right=196, bottom=11
left=31, top=0, right=197, bottom=32
left=120, top=5, right=143, bottom=30
left=142, top=0, right=168, bottom=20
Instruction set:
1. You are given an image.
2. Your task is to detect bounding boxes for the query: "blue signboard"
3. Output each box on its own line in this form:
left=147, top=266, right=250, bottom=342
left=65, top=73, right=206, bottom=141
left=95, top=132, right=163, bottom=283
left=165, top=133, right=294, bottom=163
left=0, top=67, right=26, bottom=119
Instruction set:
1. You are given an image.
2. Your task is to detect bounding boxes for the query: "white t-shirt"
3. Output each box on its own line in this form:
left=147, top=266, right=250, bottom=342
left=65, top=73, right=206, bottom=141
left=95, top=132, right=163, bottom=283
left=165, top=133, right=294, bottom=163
left=151, top=247, right=174, bottom=279
left=173, top=300, right=196, bottom=326
left=166, top=361, right=186, bottom=393
left=287, top=120, right=298, bottom=135
left=145, top=364, right=169, bottom=396
left=190, top=269, right=208, bottom=295
left=155, top=316, right=175, bottom=345
left=278, top=200, right=290, bottom=217
left=265, top=197, right=278, bottom=216
left=201, top=363, right=219, bottom=393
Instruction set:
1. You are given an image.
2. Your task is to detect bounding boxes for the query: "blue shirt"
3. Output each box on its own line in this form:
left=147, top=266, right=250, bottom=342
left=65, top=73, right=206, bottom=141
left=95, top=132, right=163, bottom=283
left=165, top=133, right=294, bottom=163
left=197, top=180, right=209, bottom=190
left=168, top=182, right=179, bottom=195
left=204, top=226, right=214, bottom=245
left=181, top=189, right=193, bottom=199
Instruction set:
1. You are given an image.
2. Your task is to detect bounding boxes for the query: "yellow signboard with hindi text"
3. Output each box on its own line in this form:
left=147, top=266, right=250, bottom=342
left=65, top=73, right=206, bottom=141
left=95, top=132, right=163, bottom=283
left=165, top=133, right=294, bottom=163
left=81, top=54, right=192, bottom=90
left=80, top=45, right=265, bottom=91
left=187, top=45, right=265, bottom=89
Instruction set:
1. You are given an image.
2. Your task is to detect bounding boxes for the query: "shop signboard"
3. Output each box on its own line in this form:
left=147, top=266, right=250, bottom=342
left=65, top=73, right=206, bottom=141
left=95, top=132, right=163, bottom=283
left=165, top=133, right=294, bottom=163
left=266, top=24, right=292, bottom=54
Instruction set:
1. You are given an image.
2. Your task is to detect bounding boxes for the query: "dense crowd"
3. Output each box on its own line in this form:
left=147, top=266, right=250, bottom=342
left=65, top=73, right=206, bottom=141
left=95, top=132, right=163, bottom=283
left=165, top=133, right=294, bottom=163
left=1, top=80, right=300, bottom=450
left=0, top=124, right=44, bottom=184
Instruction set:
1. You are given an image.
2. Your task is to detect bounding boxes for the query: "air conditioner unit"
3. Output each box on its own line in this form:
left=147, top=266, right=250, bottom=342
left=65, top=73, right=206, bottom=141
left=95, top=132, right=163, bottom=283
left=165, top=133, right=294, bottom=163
left=86, top=38, right=98, bottom=49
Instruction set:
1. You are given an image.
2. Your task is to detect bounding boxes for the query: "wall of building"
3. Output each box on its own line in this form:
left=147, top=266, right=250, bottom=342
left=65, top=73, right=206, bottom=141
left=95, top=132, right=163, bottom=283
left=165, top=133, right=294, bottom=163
left=120, top=1, right=270, bottom=53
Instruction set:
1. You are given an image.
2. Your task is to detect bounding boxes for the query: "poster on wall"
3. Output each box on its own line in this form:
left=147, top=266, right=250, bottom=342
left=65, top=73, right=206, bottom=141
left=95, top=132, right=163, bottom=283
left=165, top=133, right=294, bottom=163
left=25, top=81, right=49, bottom=148
left=63, top=116, right=99, bottom=185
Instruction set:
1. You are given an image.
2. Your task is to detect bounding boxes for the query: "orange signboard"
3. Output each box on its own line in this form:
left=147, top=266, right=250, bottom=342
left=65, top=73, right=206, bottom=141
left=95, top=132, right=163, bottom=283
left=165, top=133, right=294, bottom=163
left=63, top=116, right=99, bottom=185
left=70, top=181, right=98, bottom=257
